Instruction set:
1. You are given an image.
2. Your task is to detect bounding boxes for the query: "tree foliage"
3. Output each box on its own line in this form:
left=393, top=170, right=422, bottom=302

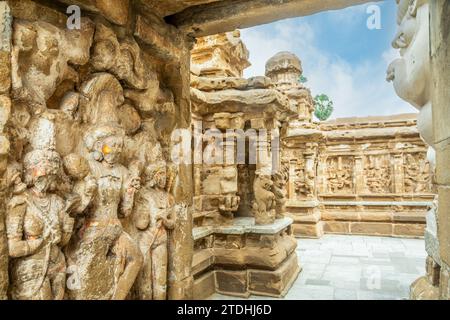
left=314, top=94, right=333, bottom=121
left=298, top=75, right=308, bottom=84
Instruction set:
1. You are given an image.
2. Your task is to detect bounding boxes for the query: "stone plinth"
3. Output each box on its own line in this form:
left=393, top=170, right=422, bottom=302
left=192, top=217, right=301, bottom=298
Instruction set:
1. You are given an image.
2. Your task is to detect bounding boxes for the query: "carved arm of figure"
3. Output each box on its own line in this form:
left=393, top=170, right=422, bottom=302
left=161, top=208, right=176, bottom=230
left=71, top=175, right=97, bottom=215
left=120, top=175, right=141, bottom=218
left=6, top=196, right=43, bottom=258
left=59, top=194, right=81, bottom=246
left=156, top=194, right=176, bottom=231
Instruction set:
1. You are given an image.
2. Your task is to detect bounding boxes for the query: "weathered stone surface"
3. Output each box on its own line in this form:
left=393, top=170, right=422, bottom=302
left=191, top=75, right=248, bottom=91
left=58, top=0, right=129, bottom=25
left=134, top=14, right=185, bottom=62
left=193, top=270, right=215, bottom=300
left=350, top=222, right=392, bottom=236
left=191, top=87, right=292, bottom=115
left=410, top=276, right=440, bottom=300
left=8, top=0, right=67, bottom=27
left=393, top=223, right=425, bottom=237
left=285, top=113, right=433, bottom=238
left=0, top=0, right=196, bottom=301
left=191, top=30, right=250, bottom=77
left=168, top=0, right=380, bottom=37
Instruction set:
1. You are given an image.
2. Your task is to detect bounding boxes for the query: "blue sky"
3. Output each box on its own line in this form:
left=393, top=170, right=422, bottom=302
left=240, top=0, right=416, bottom=119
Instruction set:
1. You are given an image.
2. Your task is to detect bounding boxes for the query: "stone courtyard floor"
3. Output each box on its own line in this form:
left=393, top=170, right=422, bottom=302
left=209, top=235, right=427, bottom=300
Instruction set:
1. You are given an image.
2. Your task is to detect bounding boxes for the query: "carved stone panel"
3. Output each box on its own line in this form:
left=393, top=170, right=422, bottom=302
left=326, top=156, right=354, bottom=194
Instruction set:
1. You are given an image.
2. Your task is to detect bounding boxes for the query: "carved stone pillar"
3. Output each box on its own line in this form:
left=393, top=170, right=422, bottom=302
left=354, top=156, right=365, bottom=194
left=393, top=154, right=405, bottom=194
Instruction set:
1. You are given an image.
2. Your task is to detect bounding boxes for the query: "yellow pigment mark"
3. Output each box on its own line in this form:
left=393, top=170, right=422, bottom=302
left=102, top=145, right=112, bottom=155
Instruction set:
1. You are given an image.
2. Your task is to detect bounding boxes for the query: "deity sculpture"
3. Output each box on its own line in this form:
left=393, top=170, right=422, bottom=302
left=65, top=124, right=143, bottom=300
left=252, top=172, right=276, bottom=225
left=295, top=163, right=315, bottom=198
left=272, top=164, right=289, bottom=218
left=404, top=153, right=431, bottom=193
left=386, top=0, right=432, bottom=147
left=365, top=157, right=391, bottom=193
left=6, top=118, right=78, bottom=300
left=132, top=161, right=175, bottom=300
left=327, top=158, right=352, bottom=193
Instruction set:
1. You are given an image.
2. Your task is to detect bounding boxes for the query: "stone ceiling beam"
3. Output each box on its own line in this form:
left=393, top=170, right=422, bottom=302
left=140, top=0, right=222, bottom=17
left=167, top=0, right=382, bottom=37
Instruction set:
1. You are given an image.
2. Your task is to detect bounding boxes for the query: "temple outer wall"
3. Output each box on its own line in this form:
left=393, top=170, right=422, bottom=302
left=284, top=114, right=435, bottom=239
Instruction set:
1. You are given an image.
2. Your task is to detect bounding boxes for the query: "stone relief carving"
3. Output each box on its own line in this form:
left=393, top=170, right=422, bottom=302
left=294, top=158, right=315, bottom=198
left=273, top=163, right=289, bottom=218
left=64, top=74, right=143, bottom=300
left=11, top=18, right=94, bottom=109
left=131, top=161, right=175, bottom=300
left=326, top=157, right=353, bottom=193
left=6, top=117, right=78, bottom=300
left=364, top=156, right=391, bottom=193
left=91, top=23, right=149, bottom=90
left=1, top=9, right=186, bottom=299
left=252, top=171, right=276, bottom=225
left=404, top=153, right=431, bottom=193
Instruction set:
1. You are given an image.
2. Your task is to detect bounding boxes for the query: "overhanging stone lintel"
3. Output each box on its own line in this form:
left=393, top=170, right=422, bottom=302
left=167, top=0, right=382, bottom=37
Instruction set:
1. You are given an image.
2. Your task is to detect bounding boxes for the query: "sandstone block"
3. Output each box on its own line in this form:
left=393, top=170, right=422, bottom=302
left=393, top=223, right=425, bottom=237
left=323, top=221, right=350, bottom=234
left=215, top=270, right=248, bottom=297
left=350, top=222, right=392, bottom=236
left=193, top=271, right=215, bottom=300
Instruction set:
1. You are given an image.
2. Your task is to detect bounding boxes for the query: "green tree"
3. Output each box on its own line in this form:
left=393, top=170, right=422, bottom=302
left=299, top=75, right=308, bottom=84
left=314, top=94, right=333, bottom=121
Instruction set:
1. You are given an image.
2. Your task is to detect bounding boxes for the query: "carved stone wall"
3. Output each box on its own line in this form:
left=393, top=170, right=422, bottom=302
left=0, top=0, right=194, bottom=300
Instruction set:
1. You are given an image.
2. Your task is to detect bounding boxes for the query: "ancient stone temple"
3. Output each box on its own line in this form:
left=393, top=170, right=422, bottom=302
left=190, top=31, right=300, bottom=298
left=0, top=0, right=448, bottom=301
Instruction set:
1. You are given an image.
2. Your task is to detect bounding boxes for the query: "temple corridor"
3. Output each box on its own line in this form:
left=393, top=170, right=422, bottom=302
left=209, top=235, right=426, bottom=300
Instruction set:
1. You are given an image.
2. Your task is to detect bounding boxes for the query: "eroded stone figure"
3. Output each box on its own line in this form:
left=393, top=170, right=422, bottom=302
left=272, top=164, right=289, bottom=218
left=11, top=18, right=94, bottom=109
left=327, top=157, right=352, bottom=193
left=6, top=117, right=78, bottom=300
left=365, top=156, right=391, bottom=193
left=65, top=124, right=143, bottom=300
left=252, top=172, right=276, bottom=225
left=404, top=153, right=431, bottom=193
left=132, top=161, right=175, bottom=300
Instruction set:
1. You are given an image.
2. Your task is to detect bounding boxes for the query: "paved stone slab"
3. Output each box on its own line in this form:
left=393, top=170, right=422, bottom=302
left=208, top=235, right=426, bottom=300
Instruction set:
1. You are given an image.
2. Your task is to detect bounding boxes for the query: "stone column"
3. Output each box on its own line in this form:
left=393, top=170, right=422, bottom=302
left=0, top=1, right=11, bottom=300
left=430, top=0, right=450, bottom=300
left=393, top=154, right=405, bottom=194
left=288, top=159, right=296, bottom=200
left=354, top=156, right=365, bottom=194
left=317, top=155, right=328, bottom=194
left=168, top=41, right=194, bottom=300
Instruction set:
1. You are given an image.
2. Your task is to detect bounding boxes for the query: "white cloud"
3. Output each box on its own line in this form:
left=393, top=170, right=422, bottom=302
left=240, top=17, right=415, bottom=120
